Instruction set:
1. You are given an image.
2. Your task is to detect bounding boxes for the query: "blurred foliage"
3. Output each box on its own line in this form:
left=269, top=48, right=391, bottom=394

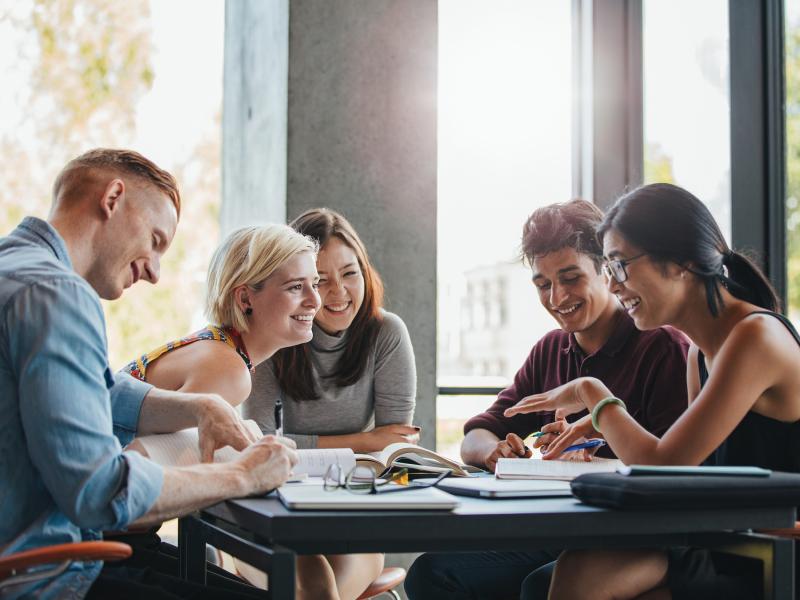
left=0, top=0, right=220, bottom=368
left=643, top=141, right=676, bottom=185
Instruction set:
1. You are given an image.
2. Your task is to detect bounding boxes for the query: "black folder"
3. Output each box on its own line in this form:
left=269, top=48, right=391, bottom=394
left=571, top=471, right=800, bottom=510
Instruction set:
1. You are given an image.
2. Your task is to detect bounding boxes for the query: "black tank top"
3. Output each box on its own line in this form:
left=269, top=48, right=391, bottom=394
left=699, top=311, right=800, bottom=471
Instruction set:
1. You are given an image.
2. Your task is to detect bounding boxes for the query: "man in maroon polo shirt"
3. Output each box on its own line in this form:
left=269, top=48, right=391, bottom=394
left=405, top=199, right=688, bottom=600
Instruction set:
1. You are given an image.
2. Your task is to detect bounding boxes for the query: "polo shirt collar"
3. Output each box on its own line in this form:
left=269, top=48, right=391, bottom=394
left=564, top=309, right=635, bottom=358
left=16, top=216, right=73, bottom=270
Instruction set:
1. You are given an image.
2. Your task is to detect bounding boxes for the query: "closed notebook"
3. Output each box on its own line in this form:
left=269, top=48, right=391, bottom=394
left=431, top=477, right=572, bottom=499
left=495, top=457, right=624, bottom=481
left=277, top=483, right=459, bottom=510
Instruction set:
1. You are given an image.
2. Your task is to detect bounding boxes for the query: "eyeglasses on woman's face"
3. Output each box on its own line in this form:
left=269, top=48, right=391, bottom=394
left=323, top=464, right=449, bottom=494
left=602, top=253, right=646, bottom=284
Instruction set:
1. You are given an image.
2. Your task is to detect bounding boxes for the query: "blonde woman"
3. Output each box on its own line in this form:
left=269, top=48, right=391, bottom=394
left=124, top=224, right=383, bottom=600
left=124, top=224, right=320, bottom=408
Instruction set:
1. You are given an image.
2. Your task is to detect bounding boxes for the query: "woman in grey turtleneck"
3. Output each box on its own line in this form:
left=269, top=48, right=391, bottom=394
left=242, top=208, right=418, bottom=600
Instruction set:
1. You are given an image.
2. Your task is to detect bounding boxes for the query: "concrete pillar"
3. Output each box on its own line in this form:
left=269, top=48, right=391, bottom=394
left=285, top=0, right=438, bottom=448
left=221, top=0, right=289, bottom=234
left=222, top=0, right=438, bottom=449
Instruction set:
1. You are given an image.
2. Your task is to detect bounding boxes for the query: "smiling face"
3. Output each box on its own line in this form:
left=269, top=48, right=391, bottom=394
left=246, top=251, right=321, bottom=349
left=602, top=228, right=687, bottom=330
left=532, top=247, right=614, bottom=334
left=88, top=181, right=177, bottom=300
left=314, top=236, right=365, bottom=335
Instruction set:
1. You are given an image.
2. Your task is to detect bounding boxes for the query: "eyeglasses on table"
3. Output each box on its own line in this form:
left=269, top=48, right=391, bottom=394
left=323, top=464, right=450, bottom=494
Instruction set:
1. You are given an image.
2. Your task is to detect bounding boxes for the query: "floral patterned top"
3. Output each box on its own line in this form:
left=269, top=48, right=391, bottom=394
left=123, top=324, right=253, bottom=381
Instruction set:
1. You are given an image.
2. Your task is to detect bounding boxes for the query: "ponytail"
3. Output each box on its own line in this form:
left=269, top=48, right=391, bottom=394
left=720, top=250, right=780, bottom=313
left=599, top=183, right=781, bottom=318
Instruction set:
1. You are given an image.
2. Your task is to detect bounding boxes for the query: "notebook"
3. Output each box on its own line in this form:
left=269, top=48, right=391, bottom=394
left=495, top=457, right=624, bottom=481
left=432, top=477, right=572, bottom=499
left=277, top=483, right=459, bottom=510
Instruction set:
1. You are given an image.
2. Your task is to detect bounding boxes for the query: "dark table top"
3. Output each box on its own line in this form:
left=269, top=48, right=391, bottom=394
left=199, top=492, right=796, bottom=555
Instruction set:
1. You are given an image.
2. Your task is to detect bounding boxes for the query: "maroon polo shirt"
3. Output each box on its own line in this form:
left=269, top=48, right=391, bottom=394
left=464, top=311, right=689, bottom=459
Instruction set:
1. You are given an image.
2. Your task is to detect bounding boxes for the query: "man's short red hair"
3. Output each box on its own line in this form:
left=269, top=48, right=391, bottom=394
left=53, top=148, right=181, bottom=219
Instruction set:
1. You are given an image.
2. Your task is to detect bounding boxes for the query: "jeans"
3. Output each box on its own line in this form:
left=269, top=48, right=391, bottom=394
left=405, top=549, right=559, bottom=600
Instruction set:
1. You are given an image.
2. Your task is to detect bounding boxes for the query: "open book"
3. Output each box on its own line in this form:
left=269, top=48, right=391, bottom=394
left=495, top=457, right=624, bottom=481
left=355, top=442, right=483, bottom=477
left=134, top=422, right=478, bottom=478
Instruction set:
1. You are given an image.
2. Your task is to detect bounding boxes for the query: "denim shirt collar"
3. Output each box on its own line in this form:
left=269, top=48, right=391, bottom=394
left=16, top=216, right=73, bottom=270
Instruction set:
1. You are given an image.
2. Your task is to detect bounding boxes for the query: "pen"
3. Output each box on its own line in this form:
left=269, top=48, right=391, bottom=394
left=274, top=396, right=283, bottom=437
left=559, top=439, right=605, bottom=455
left=521, top=431, right=548, bottom=454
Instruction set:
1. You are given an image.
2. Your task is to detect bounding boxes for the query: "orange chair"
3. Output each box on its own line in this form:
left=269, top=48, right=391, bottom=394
left=356, top=566, right=406, bottom=600
left=761, top=521, right=800, bottom=539
left=0, top=541, right=132, bottom=592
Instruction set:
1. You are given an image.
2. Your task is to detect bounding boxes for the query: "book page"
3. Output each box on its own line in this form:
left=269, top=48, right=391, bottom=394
left=496, top=457, right=624, bottom=481
left=354, top=454, right=386, bottom=475
left=135, top=419, right=263, bottom=467
left=294, top=448, right=356, bottom=477
left=376, top=442, right=471, bottom=476
left=137, top=428, right=203, bottom=466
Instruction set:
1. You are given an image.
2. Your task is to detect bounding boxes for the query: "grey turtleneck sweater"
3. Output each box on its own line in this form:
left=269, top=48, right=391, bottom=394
left=243, top=310, right=416, bottom=448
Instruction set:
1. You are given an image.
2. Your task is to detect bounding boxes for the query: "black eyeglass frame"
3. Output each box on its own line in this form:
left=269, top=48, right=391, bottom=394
left=323, top=464, right=450, bottom=495
left=602, top=253, right=646, bottom=284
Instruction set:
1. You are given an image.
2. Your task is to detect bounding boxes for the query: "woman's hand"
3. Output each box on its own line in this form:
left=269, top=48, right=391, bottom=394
left=503, top=378, right=608, bottom=420
left=537, top=413, right=601, bottom=461
left=363, top=424, right=421, bottom=452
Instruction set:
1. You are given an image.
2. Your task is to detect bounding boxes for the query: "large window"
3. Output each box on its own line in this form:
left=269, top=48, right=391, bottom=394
left=437, top=0, right=573, bottom=456
left=0, top=0, right=223, bottom=368
left=642, top=0, right=731, bottom=241
left=787, top=0, right=800, bottom=323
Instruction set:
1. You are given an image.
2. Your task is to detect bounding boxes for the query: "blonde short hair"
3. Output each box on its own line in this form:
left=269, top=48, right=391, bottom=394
left=205, top=224, right=318, bottom=332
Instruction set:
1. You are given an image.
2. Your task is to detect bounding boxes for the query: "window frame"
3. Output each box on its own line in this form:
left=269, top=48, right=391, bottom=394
left=437, top=0, right=788, bottom=403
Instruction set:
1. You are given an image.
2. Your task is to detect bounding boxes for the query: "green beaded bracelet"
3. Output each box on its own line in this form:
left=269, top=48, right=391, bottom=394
left=591, top=397, right=626, bottom=432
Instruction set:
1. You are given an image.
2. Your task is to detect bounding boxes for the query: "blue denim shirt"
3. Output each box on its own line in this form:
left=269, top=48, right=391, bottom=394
left=0, top=217, right=164, bottom=599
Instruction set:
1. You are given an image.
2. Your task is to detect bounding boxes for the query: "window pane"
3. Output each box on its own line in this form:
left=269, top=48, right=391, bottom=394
left=0, top=1, right=223, bottom=369
left=787, top=0, right=800, bottom=324
left=436, top=395, right=497, bottom=459
left=437, top=1, right=573, bottom=395
left=643, top=0, right=730, bottom=241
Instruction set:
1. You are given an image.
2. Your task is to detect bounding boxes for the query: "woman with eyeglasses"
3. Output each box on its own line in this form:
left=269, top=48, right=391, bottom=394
left=505, top=183, right=800, bottom=600
left=242, top=208, right=418, bottom=600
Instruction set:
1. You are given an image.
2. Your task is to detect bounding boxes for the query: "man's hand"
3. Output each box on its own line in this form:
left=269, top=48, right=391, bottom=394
left=237, top=435, right=298, bottom=494
left=483, top=433, right=533, bottom=472
left=193, top=395, right=259, bottom=462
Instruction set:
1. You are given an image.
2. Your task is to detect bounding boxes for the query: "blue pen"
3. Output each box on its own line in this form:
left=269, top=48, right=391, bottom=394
left=559, top=439, right=606, bottom=455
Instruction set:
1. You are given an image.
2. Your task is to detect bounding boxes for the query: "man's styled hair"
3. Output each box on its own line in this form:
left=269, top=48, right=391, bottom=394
left=204, top=224, right=318, bottom=333
left=520, top=199, right=605, bottom=271
left=52, top=148, right=181, bottom=218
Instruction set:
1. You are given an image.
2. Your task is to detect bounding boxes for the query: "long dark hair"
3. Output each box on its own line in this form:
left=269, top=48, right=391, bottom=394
left=272, top=208, right=385, bottom=399
left=597, top=183, right=779, bottom=317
